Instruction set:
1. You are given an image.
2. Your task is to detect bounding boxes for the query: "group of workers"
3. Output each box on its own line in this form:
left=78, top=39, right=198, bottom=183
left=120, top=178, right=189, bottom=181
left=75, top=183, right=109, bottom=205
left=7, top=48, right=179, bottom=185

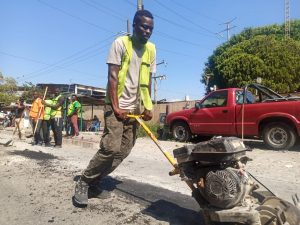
left=8, top=9, right=156, bottom=209
left=28, top=89, right=82, bottom=148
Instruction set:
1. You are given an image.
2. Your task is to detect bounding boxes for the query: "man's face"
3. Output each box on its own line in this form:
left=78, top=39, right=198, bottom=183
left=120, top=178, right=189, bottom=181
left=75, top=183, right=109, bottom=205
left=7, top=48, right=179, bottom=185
left=33, top=92, right=38, bottom=99
left=54, top=88, right=60, bottom=96
left=133, top=16, right=154, bottom=45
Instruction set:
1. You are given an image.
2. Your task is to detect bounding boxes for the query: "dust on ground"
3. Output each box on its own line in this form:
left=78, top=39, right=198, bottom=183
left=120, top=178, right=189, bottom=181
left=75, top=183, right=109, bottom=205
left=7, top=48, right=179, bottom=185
left=0, top=130, right=300, bottom=225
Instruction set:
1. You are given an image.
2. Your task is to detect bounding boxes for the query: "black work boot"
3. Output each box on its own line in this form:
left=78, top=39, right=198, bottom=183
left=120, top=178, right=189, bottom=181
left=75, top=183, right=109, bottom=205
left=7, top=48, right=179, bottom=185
left=74, top=178, right=89, bottom=207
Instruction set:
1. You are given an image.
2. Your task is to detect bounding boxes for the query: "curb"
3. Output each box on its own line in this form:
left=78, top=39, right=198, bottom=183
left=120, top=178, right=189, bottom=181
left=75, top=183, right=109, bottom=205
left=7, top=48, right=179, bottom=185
left=63, top=138, right=99, bottom=149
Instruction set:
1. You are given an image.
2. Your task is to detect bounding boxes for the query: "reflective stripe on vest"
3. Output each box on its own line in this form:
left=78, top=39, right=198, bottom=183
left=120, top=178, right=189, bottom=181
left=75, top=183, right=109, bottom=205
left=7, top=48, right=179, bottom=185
left=51, top=95, right=62, bottom=118
left=105, top=36, right=155, bottom=110
left=67, top=103, right=74, bottom=116
left=43, top=100, right=53, bottom=120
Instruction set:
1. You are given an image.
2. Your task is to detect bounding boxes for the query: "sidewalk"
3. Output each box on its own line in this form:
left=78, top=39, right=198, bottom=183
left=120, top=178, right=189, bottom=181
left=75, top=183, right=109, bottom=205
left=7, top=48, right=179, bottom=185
left=63, top=131, right=102, bottom=149
left=0, top=126, right=102, bottom=149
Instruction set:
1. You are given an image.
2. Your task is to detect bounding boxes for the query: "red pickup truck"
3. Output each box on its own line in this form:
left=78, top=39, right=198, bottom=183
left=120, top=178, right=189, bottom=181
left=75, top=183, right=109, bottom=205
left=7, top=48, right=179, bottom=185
left=165, top=84, right=300, bottom=149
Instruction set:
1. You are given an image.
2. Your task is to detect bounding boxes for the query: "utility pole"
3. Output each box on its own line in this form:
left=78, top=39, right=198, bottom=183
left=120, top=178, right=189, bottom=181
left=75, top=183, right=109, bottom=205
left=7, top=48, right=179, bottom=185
left=285, top=0, right=290, bottom=39
left=216, top=18, right=237, bottom=41
left=152, top=60, right=167, bottom=103
left=127, top=19, right=130, bottom=34
left=137, top=0, right=143, bottom=11
left=152, top=74, right=166, bottom=104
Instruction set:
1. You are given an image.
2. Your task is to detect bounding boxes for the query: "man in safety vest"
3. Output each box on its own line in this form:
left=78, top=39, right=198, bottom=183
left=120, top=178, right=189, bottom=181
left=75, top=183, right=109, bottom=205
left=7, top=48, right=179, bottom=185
left=29, top=92, right=44, bottom=145
left=43, top=88, right=65, bottom=148
left=42, top=97, right=53, bottom=147
left=74, top=9, right=156, bottom=206
left=65, top=97, right=73, bottom=137
left=68, top=94, right=82, bottom=136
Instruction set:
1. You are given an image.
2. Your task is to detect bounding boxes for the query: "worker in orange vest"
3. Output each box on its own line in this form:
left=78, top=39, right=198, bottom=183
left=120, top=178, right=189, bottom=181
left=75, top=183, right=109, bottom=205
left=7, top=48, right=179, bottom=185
left=29, top=91, right=44, bottom=145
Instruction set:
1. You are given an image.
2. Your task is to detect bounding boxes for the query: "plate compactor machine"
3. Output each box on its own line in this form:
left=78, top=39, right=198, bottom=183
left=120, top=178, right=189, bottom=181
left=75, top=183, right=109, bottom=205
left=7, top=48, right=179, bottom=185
left=128, top=115, right=300, bottom=225
left=172, top=137, right=300, bottom=225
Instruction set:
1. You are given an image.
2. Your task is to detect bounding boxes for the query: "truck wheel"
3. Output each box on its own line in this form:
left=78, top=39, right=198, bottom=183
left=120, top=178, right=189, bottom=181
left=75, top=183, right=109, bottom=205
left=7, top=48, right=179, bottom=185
left=172, top=121, right=191, bottom=142
left=262, top=122, right=296, bottom=150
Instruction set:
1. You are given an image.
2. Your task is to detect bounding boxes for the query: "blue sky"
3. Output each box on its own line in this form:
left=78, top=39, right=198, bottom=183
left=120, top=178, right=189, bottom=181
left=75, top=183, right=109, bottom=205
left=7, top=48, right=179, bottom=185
left=1, top=0, right=300, bottom=100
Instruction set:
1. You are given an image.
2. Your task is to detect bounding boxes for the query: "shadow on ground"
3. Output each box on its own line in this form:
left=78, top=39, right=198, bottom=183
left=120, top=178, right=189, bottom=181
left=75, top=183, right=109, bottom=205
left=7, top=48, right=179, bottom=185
left=243, top=139, right=300, bottom=152
left=74, top=176, right=204, bottom=225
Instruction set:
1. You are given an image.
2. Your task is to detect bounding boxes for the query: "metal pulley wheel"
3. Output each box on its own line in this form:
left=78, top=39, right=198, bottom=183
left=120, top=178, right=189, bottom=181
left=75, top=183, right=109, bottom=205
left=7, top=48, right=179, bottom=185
left=257, top=196, right=300, bottom=225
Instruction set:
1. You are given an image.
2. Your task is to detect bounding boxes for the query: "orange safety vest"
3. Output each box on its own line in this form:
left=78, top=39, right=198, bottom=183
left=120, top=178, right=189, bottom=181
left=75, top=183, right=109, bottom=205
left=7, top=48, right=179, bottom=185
left=29, top=98, right=44, bottom=120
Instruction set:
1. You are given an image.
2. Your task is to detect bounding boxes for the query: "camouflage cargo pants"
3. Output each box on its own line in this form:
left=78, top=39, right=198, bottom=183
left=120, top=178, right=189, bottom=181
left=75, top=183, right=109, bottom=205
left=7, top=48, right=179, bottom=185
left=81, top=104, right=137, bottom=183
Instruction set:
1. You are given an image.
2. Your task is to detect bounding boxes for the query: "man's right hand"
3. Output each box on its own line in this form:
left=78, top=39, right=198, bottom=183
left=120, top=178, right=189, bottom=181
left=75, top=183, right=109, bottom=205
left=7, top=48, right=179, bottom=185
left=114, top=108, right=128, bottom=120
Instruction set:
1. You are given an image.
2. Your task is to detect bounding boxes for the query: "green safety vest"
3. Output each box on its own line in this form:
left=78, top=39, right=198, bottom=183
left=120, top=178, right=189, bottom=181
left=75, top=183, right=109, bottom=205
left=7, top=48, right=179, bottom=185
left=43, top=99, right=53, bottom=120
left=105, top=35, right=155, bottom=110
left=73, top=100, right=82, bottom=114
left=67, top=102, right=74, bottom=116
left=50, top=94, right=62, bottom=118
left=68, top=100, right=81, bottom=116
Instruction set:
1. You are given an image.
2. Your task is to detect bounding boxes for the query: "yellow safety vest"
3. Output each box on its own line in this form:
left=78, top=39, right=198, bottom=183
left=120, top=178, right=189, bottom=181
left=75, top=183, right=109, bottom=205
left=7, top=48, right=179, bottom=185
left=105, top=35, right=155, bottom=110
left=67, top=103, right=74, bottom=116
left=43, top=100, right=53, bottom=120
left=50, top=94, right=62, bottom=118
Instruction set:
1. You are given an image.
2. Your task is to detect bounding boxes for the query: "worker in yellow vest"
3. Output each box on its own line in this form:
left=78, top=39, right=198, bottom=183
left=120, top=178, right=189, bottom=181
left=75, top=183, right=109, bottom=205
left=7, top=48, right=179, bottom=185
left=42, top=98, right=53, bottom=147
left=43, top=88, right=65, bottom=148
left=65, top=97, right=73, bottom=137
left=74, top=10, right=156, bottom=206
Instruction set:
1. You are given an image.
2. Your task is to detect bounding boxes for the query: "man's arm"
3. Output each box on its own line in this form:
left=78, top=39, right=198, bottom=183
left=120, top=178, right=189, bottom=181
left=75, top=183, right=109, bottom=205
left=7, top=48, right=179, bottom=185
left=108, top=64, right=127, bottom=120
left=44, top=96, right=64, bottom=109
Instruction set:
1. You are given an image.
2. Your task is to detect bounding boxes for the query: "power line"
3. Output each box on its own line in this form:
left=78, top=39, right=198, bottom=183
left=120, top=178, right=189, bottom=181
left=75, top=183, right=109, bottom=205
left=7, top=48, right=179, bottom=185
left=82, top=0, right=197, bottom=48
left=152, top=0, right=217, bottom=36
left=122, top=0, right=136, bottom=8
left=156, top=31, right=204, bottom=47
left=17, top=34, right=115, bottom=81
left=18, top=42, right=111, bottom=82
left=20, top=35, right=113, bottom=78
left=37, top=0, right=114, bottom=34
left=172, top=0, right=222, bottom=24
left=157, top=47, right=197, bottom=58
left=153, top=14, right=214, bottom=38
left=121, top=0, right=215, bottom=38
left=80, top=0, right=125, bottom=21
left=0, top=51, right=102, bottom=79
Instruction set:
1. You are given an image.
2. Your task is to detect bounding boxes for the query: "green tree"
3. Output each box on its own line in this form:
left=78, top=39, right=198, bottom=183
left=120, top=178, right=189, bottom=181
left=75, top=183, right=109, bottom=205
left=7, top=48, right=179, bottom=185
left=21, top=82, right=41, bottom=103
left=0, top=74, right=18, bottom=106
left=203, top=20, right=300, bottom=93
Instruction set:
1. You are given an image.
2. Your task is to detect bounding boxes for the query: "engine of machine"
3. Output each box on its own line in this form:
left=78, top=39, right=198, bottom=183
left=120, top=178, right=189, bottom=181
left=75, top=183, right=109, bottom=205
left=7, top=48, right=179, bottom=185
left=173, top=137, right=252, bottom=209
left=173, top=137, right=300, bottom=225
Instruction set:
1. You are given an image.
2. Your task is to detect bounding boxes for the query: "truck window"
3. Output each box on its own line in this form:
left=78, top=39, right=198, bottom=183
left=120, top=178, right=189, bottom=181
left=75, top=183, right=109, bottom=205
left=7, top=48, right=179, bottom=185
left=236, top=90, right=255, bottom=104
left=202, top=90, right=228, bottom=108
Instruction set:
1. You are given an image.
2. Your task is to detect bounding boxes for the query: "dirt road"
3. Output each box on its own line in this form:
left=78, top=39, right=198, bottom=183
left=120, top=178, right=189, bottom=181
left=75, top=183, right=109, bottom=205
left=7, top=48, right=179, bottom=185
left=0, top=131, right=299, bottom=225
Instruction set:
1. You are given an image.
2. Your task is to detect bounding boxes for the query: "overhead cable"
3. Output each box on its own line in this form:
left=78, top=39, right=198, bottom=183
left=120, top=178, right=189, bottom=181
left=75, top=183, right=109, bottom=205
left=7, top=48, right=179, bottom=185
left=152, top=0, right=217, bottom=36
left=37, top=0, right=114, bottom=34
left=0, top=51, right=102, bottom=79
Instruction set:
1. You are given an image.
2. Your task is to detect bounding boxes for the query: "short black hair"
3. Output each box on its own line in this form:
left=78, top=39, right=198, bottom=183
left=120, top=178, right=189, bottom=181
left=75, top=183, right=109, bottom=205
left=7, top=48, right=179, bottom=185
left=133, top=10, right=153, bottom=25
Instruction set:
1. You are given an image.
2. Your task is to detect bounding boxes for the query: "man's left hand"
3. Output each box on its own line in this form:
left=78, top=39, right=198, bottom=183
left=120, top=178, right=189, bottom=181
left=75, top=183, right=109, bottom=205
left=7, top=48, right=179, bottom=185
left=142, top=109, right=152, bottom=121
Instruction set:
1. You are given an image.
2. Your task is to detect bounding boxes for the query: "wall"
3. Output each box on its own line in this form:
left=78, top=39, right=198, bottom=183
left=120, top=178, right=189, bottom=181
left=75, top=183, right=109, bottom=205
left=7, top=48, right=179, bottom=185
left=81, top=101, right=197, bottom=125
